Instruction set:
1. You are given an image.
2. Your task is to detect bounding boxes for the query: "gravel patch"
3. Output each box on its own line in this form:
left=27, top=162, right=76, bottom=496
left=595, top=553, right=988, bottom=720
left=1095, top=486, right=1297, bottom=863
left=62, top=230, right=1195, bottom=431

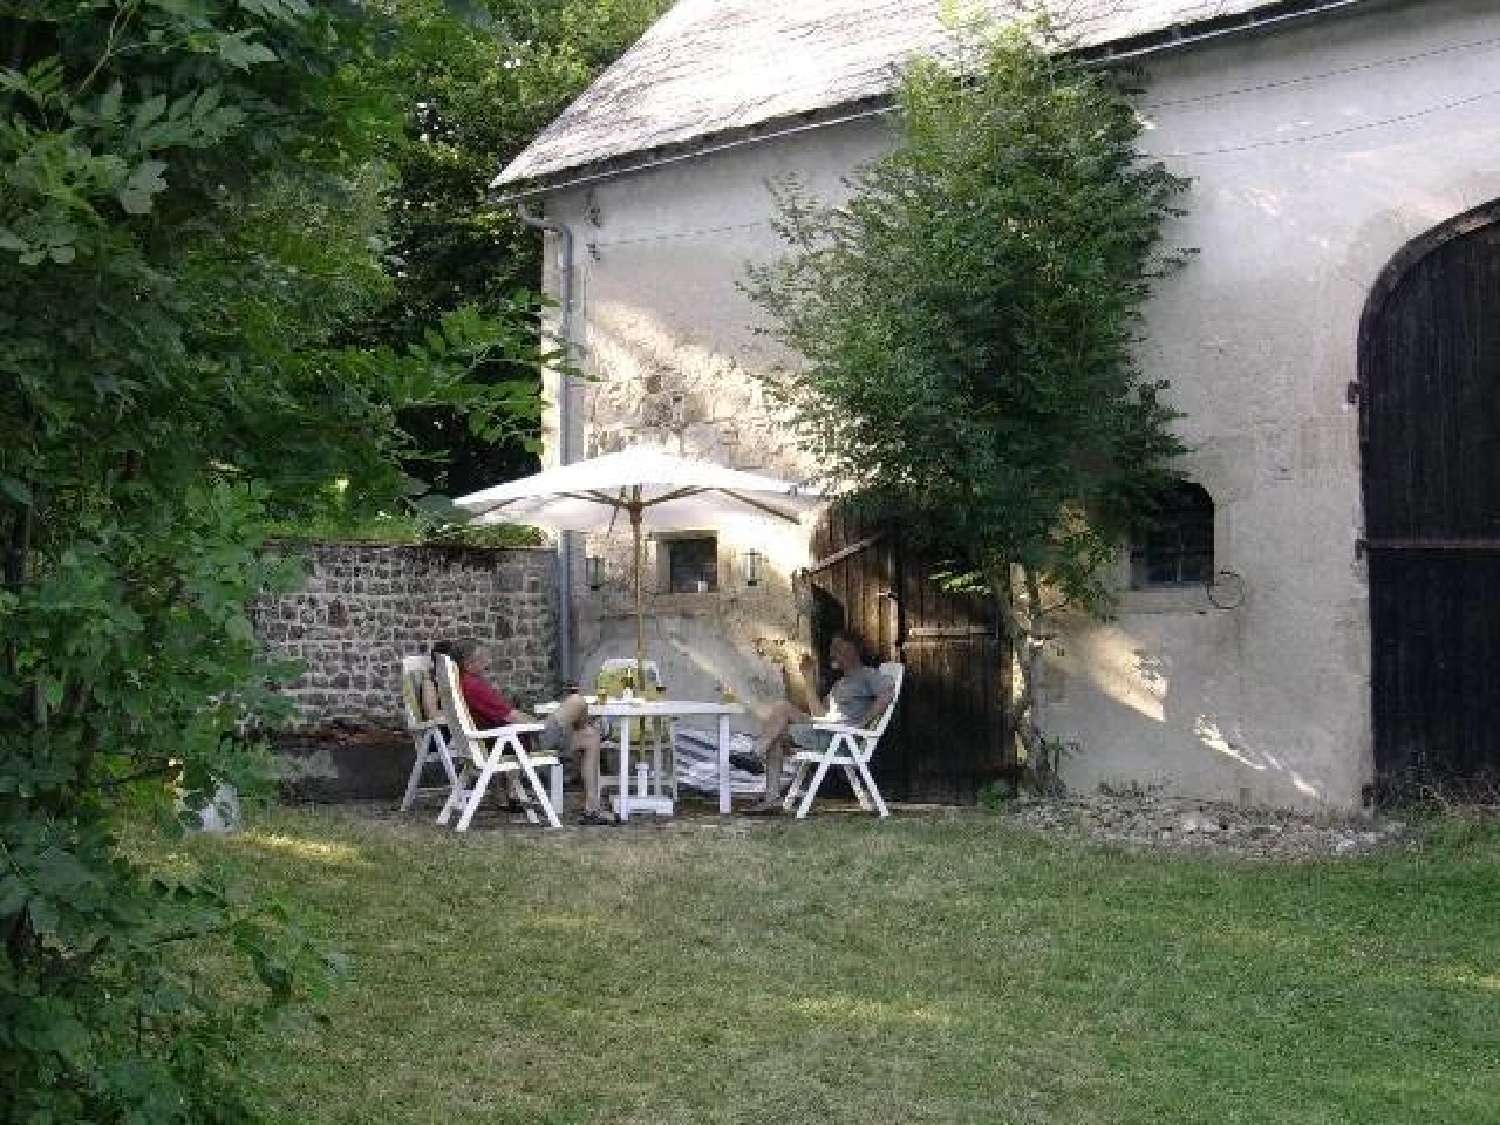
left=330, top=794, right=1424, bottom=858
left=999, top=789, right=1411, bottom=859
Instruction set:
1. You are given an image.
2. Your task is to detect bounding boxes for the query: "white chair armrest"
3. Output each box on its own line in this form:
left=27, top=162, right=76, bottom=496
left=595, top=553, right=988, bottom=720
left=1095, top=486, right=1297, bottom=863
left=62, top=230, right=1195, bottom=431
left=473, top=722, right=548, bottom=738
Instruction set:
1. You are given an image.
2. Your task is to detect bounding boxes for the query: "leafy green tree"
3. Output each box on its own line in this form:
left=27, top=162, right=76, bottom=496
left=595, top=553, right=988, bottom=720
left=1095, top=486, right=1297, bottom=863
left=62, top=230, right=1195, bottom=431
left=0, top=2, right=549, bottom=1119
left=353, top=0, right=671, bottom=497
left=746, top=28, right=1190, bottom=776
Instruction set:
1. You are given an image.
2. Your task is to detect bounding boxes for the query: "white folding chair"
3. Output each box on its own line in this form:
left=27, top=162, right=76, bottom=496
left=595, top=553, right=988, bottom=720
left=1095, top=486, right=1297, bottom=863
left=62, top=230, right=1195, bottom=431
left=398, top=655, right=461, bottom=815
left=782, top=662, right=904, bottom=819
left=433, top=654, right=563, bottom=831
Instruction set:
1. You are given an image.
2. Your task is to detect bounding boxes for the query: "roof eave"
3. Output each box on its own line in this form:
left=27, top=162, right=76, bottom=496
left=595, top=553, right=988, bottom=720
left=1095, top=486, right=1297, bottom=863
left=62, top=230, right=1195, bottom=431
left=489, top=94, right=896, bottom=204
left=492, top=0, right=1388, bottom=202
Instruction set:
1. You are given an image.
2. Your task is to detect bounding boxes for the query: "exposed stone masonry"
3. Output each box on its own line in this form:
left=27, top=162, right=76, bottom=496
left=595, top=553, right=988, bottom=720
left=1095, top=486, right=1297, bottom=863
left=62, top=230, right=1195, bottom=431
left=252, top=543, right=558, bottom=727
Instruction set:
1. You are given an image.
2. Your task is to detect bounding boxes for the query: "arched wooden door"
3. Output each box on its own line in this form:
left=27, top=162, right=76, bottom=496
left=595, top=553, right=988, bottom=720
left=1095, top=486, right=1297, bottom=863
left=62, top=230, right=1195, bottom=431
left=808, top=504, right=1014, bottom=802
left=1361, top=203, right=1500, bottom=796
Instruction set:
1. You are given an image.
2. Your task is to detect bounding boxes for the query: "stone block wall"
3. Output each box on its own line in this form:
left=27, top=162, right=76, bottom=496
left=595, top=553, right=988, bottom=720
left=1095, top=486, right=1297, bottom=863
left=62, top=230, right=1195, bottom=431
left=252, top=543, right=558, bottom=726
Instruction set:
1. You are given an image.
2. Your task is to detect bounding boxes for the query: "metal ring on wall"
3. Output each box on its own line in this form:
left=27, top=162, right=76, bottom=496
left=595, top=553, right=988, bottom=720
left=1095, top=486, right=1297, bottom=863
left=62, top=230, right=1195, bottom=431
left=1206, top=569, right=1247, bottom=610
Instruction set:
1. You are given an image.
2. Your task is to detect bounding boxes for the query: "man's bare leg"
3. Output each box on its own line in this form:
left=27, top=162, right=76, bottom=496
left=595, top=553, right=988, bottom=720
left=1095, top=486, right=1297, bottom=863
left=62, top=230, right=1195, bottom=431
left=551, top=693, right=589, bottom=728
left=572, top=725, right=603, bottom=813
left=750, top=701, right=806, bottom=808
left=763, top=733, right=790, bottom=803
left=782, top=655, right=821, bottom=716
left=551, top=694, right=611, bottom=821
left=516, top=695, right=605, bottom=817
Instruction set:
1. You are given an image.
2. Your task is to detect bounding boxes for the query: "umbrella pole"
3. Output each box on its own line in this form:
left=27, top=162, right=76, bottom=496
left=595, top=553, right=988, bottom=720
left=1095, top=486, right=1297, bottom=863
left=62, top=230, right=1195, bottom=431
left=631, top=496, right=645, bottom=691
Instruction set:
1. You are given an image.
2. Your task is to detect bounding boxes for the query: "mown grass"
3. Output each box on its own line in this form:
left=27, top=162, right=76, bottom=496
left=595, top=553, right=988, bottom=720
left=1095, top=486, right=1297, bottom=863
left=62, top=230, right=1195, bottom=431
left=179, top=805, right=1500, bottom=1125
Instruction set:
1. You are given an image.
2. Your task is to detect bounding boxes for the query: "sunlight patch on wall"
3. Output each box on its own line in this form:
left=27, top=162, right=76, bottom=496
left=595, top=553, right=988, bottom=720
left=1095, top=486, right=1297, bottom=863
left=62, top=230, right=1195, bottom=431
left=1285, top=771, right=1322, bottom=798
left=1192, top=718, right=1323, bottom=798
left=1078, top=632, right=1168, bottom=723
left=1256, top=747, right=1322, bottom=799
left=1194, top=715, right=1263, bottom=770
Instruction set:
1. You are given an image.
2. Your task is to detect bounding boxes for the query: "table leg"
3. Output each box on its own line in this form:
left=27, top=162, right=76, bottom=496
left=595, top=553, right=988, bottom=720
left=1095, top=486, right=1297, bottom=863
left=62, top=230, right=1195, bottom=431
left=668, top=720, right=679, bottom=801
left=618, top=722, right=632, bottom=822
left=718, top=714, right=731, bottom=815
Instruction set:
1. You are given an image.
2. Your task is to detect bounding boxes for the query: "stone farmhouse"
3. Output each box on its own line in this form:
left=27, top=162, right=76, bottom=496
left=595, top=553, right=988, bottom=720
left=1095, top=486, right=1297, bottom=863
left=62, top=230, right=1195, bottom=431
left=493, top=0, right=1500, bottom=809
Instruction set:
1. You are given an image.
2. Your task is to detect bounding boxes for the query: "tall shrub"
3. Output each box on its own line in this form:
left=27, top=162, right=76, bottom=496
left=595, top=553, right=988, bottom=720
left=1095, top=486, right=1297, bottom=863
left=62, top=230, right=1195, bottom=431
left=0, top=3, right=543, bottom=1119
left=350, top=0, right=672, bottom=497
left=746, top=27, right=1191, bottom=775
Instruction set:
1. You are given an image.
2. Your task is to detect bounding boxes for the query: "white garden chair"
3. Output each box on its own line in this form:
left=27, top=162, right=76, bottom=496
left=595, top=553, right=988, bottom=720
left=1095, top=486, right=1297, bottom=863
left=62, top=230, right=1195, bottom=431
left=433, top=654, right=563, bottom=831
left=781, top=661, right=904, bottom=820
left=398, top=655, right=461, bottom=816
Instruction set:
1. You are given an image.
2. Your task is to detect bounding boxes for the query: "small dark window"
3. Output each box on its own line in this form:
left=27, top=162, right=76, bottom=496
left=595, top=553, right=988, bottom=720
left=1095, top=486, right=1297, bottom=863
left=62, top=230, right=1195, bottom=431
left=1131, top=483, right=1214, bottom=588
left=666, top=535, right=718, bottom=593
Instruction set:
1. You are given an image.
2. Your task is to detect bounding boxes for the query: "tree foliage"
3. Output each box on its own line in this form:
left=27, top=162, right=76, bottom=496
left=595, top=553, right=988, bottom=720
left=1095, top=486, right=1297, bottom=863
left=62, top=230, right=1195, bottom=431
left=746, top=28, right=1191, bottom=768
left=0, top=2, right=553, bottom=1119
left=351, top=0, right=671, bottom=497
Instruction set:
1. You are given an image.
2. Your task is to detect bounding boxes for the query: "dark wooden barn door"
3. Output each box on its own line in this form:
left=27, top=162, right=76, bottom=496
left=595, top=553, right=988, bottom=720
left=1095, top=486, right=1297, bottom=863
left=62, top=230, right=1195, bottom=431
left=1363, top=214, right=1500, bottom=795
left=808, top=505, right=1013, bottom=802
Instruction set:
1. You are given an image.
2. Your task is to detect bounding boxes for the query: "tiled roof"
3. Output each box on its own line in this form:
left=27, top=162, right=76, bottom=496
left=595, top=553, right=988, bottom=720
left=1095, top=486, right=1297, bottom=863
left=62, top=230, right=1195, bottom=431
left=496, top=0, right=1335, bottom=189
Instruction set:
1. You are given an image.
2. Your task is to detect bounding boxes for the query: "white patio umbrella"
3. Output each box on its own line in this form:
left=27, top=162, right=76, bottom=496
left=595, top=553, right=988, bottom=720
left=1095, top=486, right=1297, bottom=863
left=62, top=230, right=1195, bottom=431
left=453, top=445, right=824, bottom=686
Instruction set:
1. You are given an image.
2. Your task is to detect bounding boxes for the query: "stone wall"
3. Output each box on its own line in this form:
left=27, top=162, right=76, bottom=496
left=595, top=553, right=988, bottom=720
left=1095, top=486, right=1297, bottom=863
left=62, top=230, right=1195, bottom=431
left=252, top=543, right=558, bottom=726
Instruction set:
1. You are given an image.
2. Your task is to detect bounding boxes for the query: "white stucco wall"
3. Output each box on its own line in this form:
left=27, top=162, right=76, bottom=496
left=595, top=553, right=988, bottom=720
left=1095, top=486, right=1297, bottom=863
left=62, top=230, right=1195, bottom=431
left=533, top=0, right=1500, bottom=806
left=534, top=118, right=895, bottom=730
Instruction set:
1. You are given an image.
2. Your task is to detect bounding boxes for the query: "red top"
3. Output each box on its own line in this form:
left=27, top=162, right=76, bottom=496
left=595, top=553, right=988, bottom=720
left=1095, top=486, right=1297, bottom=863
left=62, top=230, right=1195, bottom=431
left=460, top=670, right=515, bottom=727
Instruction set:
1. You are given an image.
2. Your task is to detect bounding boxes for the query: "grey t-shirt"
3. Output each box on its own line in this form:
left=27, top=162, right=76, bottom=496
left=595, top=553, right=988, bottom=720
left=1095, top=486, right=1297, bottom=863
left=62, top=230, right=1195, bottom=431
left=826, top=665, right=891, bottom=726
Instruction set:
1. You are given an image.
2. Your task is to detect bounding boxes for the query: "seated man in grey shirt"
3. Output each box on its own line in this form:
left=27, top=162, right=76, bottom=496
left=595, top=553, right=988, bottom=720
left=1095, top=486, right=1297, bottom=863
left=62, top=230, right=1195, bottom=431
left=744, top=629, right=894, bottom=815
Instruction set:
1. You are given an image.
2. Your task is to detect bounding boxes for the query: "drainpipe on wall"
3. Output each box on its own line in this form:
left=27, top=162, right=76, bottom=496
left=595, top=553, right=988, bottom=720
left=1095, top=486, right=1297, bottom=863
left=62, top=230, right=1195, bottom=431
left=515, top=201, right=577, bottom=687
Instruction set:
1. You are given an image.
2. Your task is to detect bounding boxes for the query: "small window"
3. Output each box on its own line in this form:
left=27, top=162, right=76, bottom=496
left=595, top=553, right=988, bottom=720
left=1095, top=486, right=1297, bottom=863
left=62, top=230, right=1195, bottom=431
left=1131, top=483, right=1214, bottom=588
left=664, top=535, right=718, bottom=593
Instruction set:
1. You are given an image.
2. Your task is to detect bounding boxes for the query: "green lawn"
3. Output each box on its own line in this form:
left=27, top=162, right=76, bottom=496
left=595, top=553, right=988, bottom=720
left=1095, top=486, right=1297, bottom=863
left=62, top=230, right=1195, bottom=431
left=180, top=805, right=1500, bottom=1125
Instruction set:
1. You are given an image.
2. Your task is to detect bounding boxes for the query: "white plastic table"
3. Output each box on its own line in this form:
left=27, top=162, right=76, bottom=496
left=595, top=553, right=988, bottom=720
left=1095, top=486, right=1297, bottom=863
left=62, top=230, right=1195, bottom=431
left=538, top=697, right=747, bottom=819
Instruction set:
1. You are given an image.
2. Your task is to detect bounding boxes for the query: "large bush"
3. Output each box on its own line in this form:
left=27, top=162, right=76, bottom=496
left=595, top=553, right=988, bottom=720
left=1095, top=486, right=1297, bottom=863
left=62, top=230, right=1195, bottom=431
left=0, top=2, right=542, bottom=1118
left=352, top=0, right=672, bottom=498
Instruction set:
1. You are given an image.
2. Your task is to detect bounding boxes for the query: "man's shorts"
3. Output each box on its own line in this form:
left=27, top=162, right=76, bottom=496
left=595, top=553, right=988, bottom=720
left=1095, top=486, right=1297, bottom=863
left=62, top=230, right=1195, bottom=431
left=788, top=723, right=832, bottom=753
left=539, top=714, right=568, bottom=758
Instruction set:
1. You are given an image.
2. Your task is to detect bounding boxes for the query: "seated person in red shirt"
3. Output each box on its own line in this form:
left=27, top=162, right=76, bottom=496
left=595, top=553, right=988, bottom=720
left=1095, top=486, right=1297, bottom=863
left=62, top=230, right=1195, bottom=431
left=449, top=639, right=610, bottom=826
